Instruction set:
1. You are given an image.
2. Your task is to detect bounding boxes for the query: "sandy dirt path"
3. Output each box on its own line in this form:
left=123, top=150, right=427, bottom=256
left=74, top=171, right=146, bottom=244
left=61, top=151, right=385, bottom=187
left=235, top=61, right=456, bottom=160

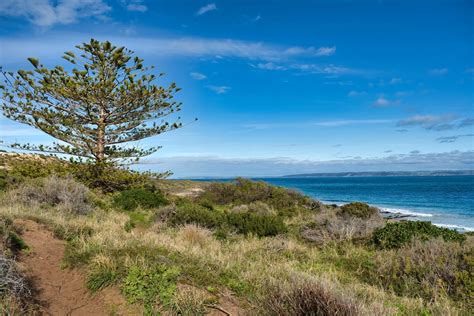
left=16, top=219, right=137, bottom=316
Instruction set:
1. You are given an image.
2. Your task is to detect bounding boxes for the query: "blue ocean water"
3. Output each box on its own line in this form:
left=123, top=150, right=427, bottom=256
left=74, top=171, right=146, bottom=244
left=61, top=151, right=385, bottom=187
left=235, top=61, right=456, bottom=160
left=198, top=176, right=474, bottom=232
left=258, top=176, right=474, bottom=232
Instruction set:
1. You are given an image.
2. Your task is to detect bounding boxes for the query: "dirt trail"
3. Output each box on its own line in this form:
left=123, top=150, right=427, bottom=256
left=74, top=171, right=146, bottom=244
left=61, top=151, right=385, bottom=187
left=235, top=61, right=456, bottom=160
left=15, top=219, right=137, bottom=316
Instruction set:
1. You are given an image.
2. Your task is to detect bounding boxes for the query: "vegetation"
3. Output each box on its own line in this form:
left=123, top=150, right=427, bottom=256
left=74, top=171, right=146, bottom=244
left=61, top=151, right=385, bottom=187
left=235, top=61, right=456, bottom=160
left=113, top=187, right=168, bottom=211
left=0, top=154, right=472, bottom=315
left=372, top=221, right=466, bottom=249
left=0, top=39, right=184, bottom=166
left=339, top=202, right=378, bottom=219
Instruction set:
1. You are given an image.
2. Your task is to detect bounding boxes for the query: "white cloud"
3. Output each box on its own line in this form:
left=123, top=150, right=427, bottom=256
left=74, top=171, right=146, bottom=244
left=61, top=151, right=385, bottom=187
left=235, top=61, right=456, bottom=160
left=0, top=0, right=111, bottom=27
left=397, top=114, right=474, bottom=131
left=348, top=90, right=367, bottom=97
left=252, top=14, right=261, bottom=22
left=244, top=119, right=392, bottom=130
left=251, top=62, right=287, bottom=70
left=0, top=35, right=338, bottom=65
left=436, top=134, right=474, bottom=143
left=313, top=119, right=392, bottom=127
left=429, top=68, right=449, bottom=76
left=284, top=46, right=336, bottom=57
left=127, top=3, right=147, bottom=12
left=389, top=77, right=403, bottom=84
left=196, top=3, right=217, bottom=16
left=207, top=85, right=231, bottom=94
left=374, top=97, right=390, bottom=107
left=190, top=72, right=207, bottom=80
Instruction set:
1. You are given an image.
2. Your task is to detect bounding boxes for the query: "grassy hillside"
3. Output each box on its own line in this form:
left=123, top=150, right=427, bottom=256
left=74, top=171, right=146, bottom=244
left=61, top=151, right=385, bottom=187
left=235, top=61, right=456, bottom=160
left=0, top=154, right=472, bottom=315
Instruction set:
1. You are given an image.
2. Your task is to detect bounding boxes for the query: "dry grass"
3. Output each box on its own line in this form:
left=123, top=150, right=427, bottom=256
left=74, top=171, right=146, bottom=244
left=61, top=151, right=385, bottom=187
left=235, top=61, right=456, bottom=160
left=369, top=238, right=474, bottom=305
left=0, top=182, right=468, bottom=315
left=4, top=176, right=92, bottom=215
left=301, top=205, right=384, bottom=244
left=0, top=254, right=33, bottom=315
left=263, top=274, right=361, bottom=316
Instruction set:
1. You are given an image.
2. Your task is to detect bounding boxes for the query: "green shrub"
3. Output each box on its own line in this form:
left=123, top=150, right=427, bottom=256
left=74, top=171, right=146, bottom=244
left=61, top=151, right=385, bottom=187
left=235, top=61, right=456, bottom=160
left=87, top=268, right=118, bottom=292
left=0, top=218, right=28, bottom=254
left=372, top=221, right=466, bottom=249
left=198, top=178, right=319, bottom=215
left=2, top=155, right=159, bottom=192
left=113, top=188, right=168, bottom=211
left=339, top=202, right=378, bottom=219
left=227, top=212, right=287, bottom=237
left=0, top=170, right=8, bottom=191
left=364, top=238, right=473, bottom=303
left=122, top=265, right=180, bottom=313
left=170, top=203, right=225, bottom=229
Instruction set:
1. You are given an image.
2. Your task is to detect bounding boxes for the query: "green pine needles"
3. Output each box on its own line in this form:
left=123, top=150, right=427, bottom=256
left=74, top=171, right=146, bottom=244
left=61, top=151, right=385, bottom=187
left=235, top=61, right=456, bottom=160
left=1, top=39, right=185, bottom=165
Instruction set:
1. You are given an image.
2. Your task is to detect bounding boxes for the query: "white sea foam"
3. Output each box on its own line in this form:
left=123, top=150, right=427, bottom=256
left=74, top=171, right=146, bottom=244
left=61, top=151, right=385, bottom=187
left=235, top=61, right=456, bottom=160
left=432, top=223, right=474, bottom=232
left=379, top=207, right=433, bottom=218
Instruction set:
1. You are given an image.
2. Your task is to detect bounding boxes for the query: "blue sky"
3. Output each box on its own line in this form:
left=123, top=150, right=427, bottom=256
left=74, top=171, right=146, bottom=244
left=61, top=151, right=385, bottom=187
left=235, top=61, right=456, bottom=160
left=0, top=0, right=473, bottom=177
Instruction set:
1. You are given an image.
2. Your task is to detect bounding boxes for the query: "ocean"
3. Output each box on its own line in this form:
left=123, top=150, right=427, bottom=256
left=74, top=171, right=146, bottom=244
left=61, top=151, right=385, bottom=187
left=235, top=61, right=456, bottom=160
left=200, top=176, right=474, bottom=232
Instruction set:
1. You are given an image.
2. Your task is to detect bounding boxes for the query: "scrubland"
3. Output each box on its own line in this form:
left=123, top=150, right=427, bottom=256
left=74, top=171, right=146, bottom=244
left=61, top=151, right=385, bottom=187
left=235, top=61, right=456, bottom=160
left=0, top=154, right=472, bottom=315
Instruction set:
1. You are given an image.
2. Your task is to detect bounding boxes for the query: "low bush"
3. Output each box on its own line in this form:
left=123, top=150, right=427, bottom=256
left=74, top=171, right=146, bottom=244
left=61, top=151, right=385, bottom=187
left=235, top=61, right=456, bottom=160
left=364, top=238, right=473, bottom=303
left=0, top=254, right=31, bottom=308
left=113, top=187, right=168, bottom=211
left=122, top=265, right=180, bottom=313
left=198, top=178, right=319, bottom=215
left=2, top=155, right=160, bottom=192
left=170, top=203, right=226, bottom=229
left=301, top=205, right=384, bottom=245
left=169, top=201, right=287, bottom=237
left=0, top=219, right=28, bottom=254
left=227, top=212, right=287, bottom=237
left=0, top=170, right=8, bottom=191
left=6, top=176, right=92, bottom=215
left=372, top=221, right=466, bottom=249
left=263, top=274, right=360, bottom=316
left=339, top=202, right=378, bottom=219
left=230, top=201, right=276, bottom=216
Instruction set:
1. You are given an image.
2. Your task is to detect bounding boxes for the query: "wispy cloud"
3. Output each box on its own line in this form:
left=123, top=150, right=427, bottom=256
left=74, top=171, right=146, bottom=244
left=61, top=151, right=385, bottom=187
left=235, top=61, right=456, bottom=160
left=0, top=35, right=338, bottom=65
left=373, top=95, right=399, bottom=107
left=397, top=115, right=474, bottom=131
left=436, top=134, right=474, bottom=143
left=190, top=72, right=207, bottom=80
left=244, top=119, right=392, bottom=130
left=125, top=0, right=147, bottom=12
left=348, top=90, right=367, bottom=97
left=207, top=85, right=231, bottom=94
left=251, top=62, right=360, bottom=75
left=196, top=3, right=217, bottom=16
left=0, top=0, right=111, bottom=27
left=389, top=77, right=403, bottom=84
left=429, top=68, right=449, bottom=76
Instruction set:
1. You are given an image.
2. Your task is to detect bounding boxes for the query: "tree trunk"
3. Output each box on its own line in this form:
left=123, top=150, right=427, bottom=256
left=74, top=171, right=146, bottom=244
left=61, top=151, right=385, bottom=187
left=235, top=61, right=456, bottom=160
left=97, top=107, right=106, bottom=162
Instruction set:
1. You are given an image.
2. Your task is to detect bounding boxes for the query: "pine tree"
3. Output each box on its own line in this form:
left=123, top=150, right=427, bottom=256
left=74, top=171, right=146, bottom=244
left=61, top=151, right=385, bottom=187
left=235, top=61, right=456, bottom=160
left=1, top=39, right=185, bottom=166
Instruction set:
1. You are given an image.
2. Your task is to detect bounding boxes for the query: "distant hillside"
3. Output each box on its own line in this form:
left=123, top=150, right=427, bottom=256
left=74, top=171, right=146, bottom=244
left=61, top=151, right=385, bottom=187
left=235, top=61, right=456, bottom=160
left=283, top=170, right=474, bottom=178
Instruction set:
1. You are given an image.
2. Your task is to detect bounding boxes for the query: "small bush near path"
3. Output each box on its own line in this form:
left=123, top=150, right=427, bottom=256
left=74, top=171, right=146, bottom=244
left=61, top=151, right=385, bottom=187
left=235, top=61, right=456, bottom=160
left=5, top=176, right=92, bottom=215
